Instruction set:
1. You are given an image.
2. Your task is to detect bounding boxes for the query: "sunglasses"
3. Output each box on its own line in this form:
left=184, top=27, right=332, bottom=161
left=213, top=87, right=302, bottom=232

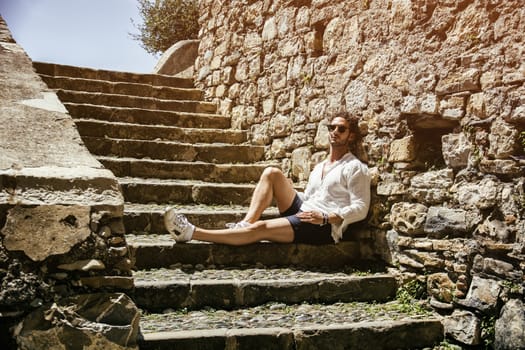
left=327, top=124, right=348, bottom=133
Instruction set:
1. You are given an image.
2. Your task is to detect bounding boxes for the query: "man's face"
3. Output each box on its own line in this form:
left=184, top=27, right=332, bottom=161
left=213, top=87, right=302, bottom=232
left=328, top=116, right=354, bottom=147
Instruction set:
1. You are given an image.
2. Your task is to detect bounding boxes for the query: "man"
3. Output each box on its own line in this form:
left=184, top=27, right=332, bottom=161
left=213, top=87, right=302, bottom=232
left=164, top=112, right=371, bottom=245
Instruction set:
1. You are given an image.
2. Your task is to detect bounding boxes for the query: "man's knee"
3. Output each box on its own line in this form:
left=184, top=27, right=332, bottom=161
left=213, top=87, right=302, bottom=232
left=262, top=167, right=284, bottom=181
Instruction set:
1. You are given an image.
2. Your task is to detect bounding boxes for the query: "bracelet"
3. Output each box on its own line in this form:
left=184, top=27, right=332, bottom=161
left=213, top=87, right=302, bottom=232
left=321, top=212, right=328, bottom=226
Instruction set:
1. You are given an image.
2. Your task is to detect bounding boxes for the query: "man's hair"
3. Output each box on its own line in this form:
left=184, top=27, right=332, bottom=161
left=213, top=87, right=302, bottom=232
left=327, top=111, right=366, bottom=162
left=328, top=111, right=360, bottom=135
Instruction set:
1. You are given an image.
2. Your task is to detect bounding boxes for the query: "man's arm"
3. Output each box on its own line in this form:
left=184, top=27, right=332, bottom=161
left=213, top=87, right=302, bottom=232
left=334, top=163, right=371, bottom=224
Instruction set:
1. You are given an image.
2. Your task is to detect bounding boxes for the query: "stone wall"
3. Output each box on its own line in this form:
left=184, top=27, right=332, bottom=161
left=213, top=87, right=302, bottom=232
left=194, top=0, right=524, bottom=347
left=0, top=16, right=136, bottom=348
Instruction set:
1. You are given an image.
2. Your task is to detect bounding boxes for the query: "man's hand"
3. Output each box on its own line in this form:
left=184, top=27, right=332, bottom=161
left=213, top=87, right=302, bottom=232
left=296, top=211, right=343, bottom=226
left=296, top=211, right=324, bottom=225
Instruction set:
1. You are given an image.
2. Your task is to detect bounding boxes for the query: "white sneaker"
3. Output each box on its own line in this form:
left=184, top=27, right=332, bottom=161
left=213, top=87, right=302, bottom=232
left=164, top=207, right=195, bottom=242
left=225, top=221, right=250, bottom=229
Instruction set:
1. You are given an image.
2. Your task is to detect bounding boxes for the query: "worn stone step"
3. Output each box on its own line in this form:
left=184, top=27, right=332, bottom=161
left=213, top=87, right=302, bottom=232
left=39, top=75, right=203, bottom=101
left=0, top=166, right=123, bottom=214
left=119, top=178, right=256, bottom=205
left=82, top=137, right=265, bottom=163
left=98, top=156, right=272, bottom=182
left=64, top=103, right=230, bottom=128
left=132, top=267, right=397, bottom=312
left=56, top=89, right=217, bottom=113
left=33, top=61, right=194, bottom=88
left=127, top=234, right=363, bottom=269
left=138, top=303, right=443, bottom=350
left=76, top=119, right=247, bottom=144
left=123, top=203, right=279, bottom=234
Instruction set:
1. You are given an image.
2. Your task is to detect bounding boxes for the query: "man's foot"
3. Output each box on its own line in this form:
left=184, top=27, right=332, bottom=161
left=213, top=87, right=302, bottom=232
left=225, top=221, right=250, bottom=229
left=164, top=207, right=195, bottom=242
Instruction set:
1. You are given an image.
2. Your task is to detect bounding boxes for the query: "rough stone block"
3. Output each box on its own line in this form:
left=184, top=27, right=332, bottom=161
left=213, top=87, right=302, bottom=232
left=377, top=182, right=407, bottom=196
left=244, top=31, right=263, bottom=50
left=439, top=95, right=466, bottom=120
left=427, top=273, right=455, bottom=303
left=1, top=205, right=91, bottom=262
left=191, top=280, right=238, bottom=308
left=409, top=169, right=454, bottom=204
left=390, top=202, right=428, bottom=236
left=479, top=159, right=522, bottom=176
left=227, top=328, right=294, bottom=350
left=455, top=177, right=499, bottom=210
left=495, top=299, right=525, bottom=350
left=420, top=94, right=439, bottom=115
left=442, top=133, right=471, bottom=169
left=458, top=275, right=501, bottom=313
left=262, top=17, right=278, bottom=41
left=424, top=206, right=468, bottom=237
left=488, top=119, right=519, bottom=159
left=388, top=136, right=415, bottom=162
left=401, top=95, right=418, bottom=114
left=278, top=37, right=302, bottom=57
left=15, top=293, right=139, bottom=349
left=467, top=92, right=486, bottom=119
left=472, top=255, right=521, bottom=280
left=435, top=68, right=481, bottom=95
left=444, top=310, right=481, bottom=346
left=295, top=320, right=443, bottom=350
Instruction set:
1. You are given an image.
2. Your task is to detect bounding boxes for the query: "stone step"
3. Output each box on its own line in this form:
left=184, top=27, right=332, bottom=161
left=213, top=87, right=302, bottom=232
left=119, top=178, right=256, bottom=205
left=33, top=61, right=194, bottom=88
left=132, top=267, right=397, bottom=312
left=82, top=137, right=265, bottom=163
left=98, top=156, right=272, bottom=182
left=127, top=234, right=364, bottom=269
left=76, top=119, right=247, bottom=144
left=123, top=203, right=279, bottom=235
left=56, top=89, right=217, bottom=113
left=138, top=304, right=443, bottom=350
left=0, top=166, right=122, bottom=214
left=39, top=74, right=203, bottom=101
left=64, top=103, right=230, bottom=128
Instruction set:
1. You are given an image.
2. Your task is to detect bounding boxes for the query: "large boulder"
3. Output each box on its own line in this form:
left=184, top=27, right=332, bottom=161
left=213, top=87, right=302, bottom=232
left=14, top=293, right=140, bottom=350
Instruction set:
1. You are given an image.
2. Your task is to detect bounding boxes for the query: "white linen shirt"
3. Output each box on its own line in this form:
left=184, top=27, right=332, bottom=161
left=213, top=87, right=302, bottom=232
left=298, top=152, right=371, bottom=243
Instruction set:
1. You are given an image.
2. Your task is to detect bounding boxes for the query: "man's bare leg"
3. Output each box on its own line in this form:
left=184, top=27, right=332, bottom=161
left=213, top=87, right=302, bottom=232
left=193, top=217, right=294, bottom=245
left=242, top=167, right=297, bottom=223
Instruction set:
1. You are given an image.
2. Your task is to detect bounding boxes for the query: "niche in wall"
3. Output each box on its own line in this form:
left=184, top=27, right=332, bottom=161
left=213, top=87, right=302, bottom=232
left=310, top=22, right=325, bottom=57
left=407, top=115, right=459, bottom=170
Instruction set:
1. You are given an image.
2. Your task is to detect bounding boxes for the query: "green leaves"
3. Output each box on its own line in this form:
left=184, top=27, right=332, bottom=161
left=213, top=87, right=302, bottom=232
left=131, top=0, right=199, bottom=55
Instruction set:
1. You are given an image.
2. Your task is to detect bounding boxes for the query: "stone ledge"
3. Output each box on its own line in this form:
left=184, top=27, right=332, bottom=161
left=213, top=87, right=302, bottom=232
left=34, top=61, right=195, bottom=88
left=132, top=268, right=395, bottom=311
left=128, top=235, right=363, bottom=269
left=0, top=166, right=123, bottom=214
left=63, top=103, right=229, bottom=128
left=79, top=276, right=134, bottom=290
left=139, top=319, right=443, bottom=350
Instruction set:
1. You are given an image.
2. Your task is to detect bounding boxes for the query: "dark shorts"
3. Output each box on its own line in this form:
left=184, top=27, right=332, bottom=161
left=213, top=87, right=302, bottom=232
left=281, top=194, right=334, bottom=245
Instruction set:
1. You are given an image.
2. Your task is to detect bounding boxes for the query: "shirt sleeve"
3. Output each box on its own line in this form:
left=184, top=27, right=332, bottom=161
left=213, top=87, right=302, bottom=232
left=333, top=162, right=371, bottom=225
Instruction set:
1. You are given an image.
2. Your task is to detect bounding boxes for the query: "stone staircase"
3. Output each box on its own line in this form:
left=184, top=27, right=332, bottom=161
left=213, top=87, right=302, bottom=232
left=33, top=62, right=444, bottom=349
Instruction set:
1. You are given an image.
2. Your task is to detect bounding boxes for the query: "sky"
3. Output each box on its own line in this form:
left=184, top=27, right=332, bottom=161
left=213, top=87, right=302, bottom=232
left=0, top=0, right=158, bottom=73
